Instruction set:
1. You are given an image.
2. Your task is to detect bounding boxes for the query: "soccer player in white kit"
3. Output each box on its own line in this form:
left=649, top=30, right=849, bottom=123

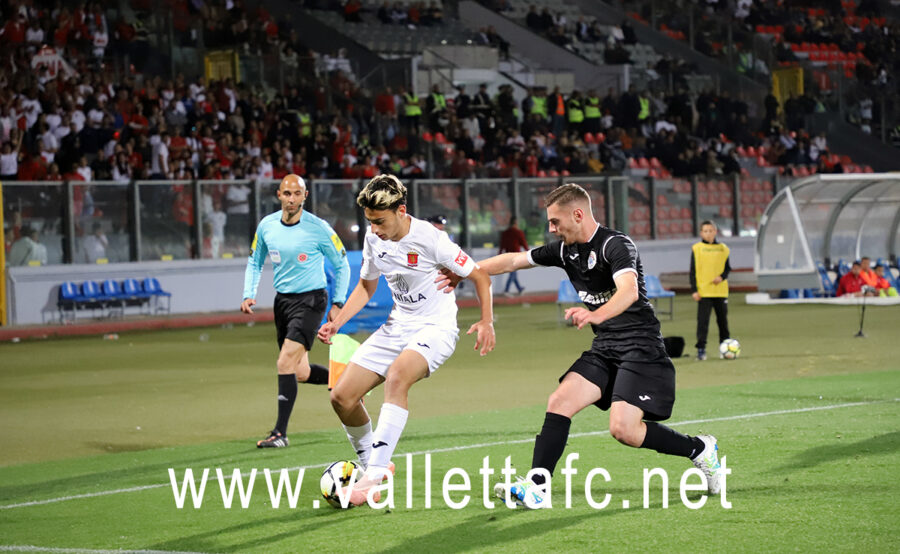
left=317, top=174, right=496, bottom=506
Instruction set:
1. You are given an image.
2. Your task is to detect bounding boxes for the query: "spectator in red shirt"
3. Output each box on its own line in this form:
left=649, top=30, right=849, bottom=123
left=498, top=216, right=529, bottom=295
left=1, top=14, right=27, bottom=44
left=836, top=262, right=866, bottom=297
left=344, top=0, right=363, bottom=22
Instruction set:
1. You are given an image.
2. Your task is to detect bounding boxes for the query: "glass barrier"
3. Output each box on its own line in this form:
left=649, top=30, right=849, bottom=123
left=739, top=176, right=774, bottom=237
left=309, top=179, right=362, bottom=251
left=199, top=180, right=254, bottom=259
left=137, top=180, right=195, bottom=261
left=654, top=177, right=694, bottom=239
left=627, top=177, right=652, bottom=240
left=466, top=179, right=513, bottom=249
left=2, top=182, right=66, bottom=266
left=697, top=177, right=735, bottom=238
left=516, top=178, right=559, bottom=247
left=413, top=179, right=464, bottom=245
left=72, top=182, right=130, bottom=264
left=3, top=174, right=781, bottom=267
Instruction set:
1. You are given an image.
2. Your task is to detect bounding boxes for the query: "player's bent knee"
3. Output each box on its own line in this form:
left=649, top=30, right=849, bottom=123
left=608, top=419, right=641, bottom=446
left=547, top=391, right=575, bottom=417
left=329, top=389, right=356, bottom=413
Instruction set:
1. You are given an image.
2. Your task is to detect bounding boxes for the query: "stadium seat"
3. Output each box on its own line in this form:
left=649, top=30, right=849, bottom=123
left=817, top=262, right=839, bottom=296
left=77, top=281, right=108, bottom=318
left=100, top=279, right=127, bottom=318
left=556, top=279, right=581, bottom=326
left=57, top=281, right=81, bottom=322
left=142, top=278, right=172, bottom=314
left=122, top=278, right=153, bottom=314
left=644, top=275, right=674, bottom=320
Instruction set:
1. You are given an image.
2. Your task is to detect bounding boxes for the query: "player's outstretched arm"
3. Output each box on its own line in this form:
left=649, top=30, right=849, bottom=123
left=317, top=278, right=378, bottom=344
left=436, top=252, right=533, bottom=293
left=566, top=271, right=639, bottom=329
left=466, top=266, right=496, bottom=356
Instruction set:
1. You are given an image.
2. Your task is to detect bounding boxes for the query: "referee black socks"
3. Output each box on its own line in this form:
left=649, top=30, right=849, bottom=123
left=275, top=373, right=298, bottom=435
left=304, top=364, right=329, bottom=385
left=531, top=412, right=572, bottom=485
left=641, top=421, right=705, bottom=458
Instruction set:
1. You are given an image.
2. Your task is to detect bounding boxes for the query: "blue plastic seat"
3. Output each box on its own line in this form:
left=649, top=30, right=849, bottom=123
left=77, top=281, right=107, bottom=316
left=142, top=278, right=172, bottom=313
left=101, top=279, right=126, bottom=317
left=816, top=261, right=836, bottom=297
left=557, top=279, right=581, bottom=325
left=644, top=274, right=675, bottom=320
left=121, top=278, right=152, bottom=314
left=57, top=281, right=81, bottom=321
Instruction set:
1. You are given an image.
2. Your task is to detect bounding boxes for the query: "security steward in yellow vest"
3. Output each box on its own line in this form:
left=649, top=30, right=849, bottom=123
left=529, top=87, right=548, bottom=121
left=402, top=88, right=422, bottom=133
left=426, top=85, right=447, bottom=131
left=689, top=220, right=732, bottom=360
left=567, top=90, right=584, bottom=133
left=638, top=92, right=651, bottom=122
left=584, top=89, right=601, bottom=133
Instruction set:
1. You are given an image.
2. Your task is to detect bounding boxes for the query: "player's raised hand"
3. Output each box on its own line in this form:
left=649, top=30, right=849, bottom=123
left=435, top=267, right=463, bottom=293
left=467, top=319, right=496, bottom=356
left=564, top=307, right=595, bottom=329
left=240, top=298, right=256, bottom=314
left=317, top=321, right=338, bottom=345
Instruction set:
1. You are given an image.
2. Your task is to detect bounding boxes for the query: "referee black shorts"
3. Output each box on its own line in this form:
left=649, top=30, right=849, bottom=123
left=274, top=289, right=328, bottom=351
left=560, top=342, right=676, bottom=421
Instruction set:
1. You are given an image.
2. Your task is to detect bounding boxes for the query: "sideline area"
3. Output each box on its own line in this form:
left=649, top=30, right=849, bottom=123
left=0, top=292, right=556, bottom=342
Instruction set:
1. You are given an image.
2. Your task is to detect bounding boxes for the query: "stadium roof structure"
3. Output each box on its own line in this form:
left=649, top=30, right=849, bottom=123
left=755, top=174, right=900, bottom=291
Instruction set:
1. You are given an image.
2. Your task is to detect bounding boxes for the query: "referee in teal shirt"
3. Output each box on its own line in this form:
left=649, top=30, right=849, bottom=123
left=242, top=174, right=351, bottom=448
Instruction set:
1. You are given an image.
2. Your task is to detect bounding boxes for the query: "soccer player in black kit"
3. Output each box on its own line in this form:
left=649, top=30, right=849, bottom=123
left=438, top=184, right=724, bottom=508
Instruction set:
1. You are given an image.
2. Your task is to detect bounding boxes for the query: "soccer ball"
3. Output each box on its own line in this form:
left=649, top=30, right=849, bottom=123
left=320, top=460, right=361, bottom=509
left=719, top=338, right=741, bottom=360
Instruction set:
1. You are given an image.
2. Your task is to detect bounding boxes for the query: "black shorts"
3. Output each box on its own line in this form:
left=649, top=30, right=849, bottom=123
left=560, top=343, right=676, bottom=421
left=274, top=289, right=328, bottom=351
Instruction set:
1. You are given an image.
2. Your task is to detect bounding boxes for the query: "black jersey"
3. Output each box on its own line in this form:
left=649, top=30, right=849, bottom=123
left=528, top=224, right=663, bottom=348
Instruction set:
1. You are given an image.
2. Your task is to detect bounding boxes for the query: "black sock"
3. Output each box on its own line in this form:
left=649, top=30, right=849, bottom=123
left=530, top=412, right=571, bottom=485
left=641, top=421, right=704, bottom=458
left=303, top=364, right=329, bottom=385
left=275, top=374, right=298, bottom=435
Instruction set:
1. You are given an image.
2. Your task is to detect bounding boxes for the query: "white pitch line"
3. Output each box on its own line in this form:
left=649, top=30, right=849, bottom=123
left=1, top=398, right=895, bottom=511
left=0, top=545, right=211, bottom=554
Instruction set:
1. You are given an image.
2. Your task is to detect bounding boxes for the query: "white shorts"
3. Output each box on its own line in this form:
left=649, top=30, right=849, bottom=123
left=350, top=320, right=459, bottom=377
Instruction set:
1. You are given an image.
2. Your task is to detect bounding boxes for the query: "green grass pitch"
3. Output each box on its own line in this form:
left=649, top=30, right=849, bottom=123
left=1, top=296, right=898, bottom=552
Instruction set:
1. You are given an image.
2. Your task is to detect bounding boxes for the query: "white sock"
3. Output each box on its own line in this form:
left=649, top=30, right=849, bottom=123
left=365, top=403, right=408, bottom=479
left=343, top=421, right=373, bottom=469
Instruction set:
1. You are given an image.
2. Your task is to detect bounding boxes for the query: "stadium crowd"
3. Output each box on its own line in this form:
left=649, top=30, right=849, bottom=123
left=0, top=0, right=875, bottom=193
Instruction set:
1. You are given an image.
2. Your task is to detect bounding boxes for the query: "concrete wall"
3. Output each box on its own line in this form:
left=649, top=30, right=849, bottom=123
left=5, top=238, right=754, bottom=326
left=458, top=1, right=629, bottom=93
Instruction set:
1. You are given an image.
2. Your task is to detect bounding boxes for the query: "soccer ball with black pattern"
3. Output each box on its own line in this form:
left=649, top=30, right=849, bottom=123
left=320, top=460, right=361, bottom=508
left=719, top=338, right=741, bottom=360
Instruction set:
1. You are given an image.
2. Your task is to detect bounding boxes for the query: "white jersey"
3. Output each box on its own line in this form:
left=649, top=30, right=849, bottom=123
left=360, top=216, right=475, bottom=327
